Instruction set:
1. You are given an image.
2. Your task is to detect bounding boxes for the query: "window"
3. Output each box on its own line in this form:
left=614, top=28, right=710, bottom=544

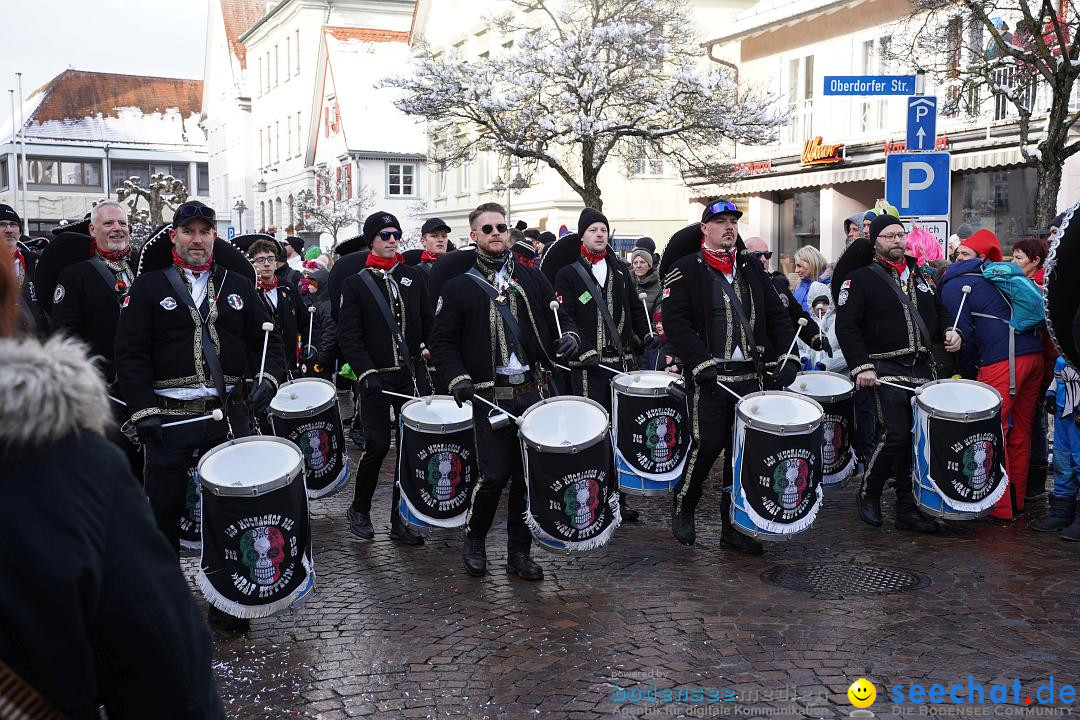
left=151, top=163, right=188, bottom=185
left=459, top=158, right=471, bottom=193
left=502, top=40, right=513, bottom=55
left=259, top=129, right=264, bottom=167
left=630, top=138, right=663, bottom=176
left=266, top=125, right=272, bottom=167
left=275, top=121, right=280, bottom=163
left=285, top=36, right=291, bottom=80
left=0, top=157, right=7, bottom=191
left=481, top=152, right=499, bottom=188
left=265, top=51, right=271, bottom=93
left=784, top=55, right=814, bottom=143
left=259, top=201, right=266, bottom=231
left=197, top=163, right=209, bottom=194
left=287, top=118, right=292, bottom=158
left=296, top=113, right=302, bottom=158
left=295, top=29, right=301, bottom=74
left=257, top=56, right=263, bottom=96
left=24, top=157, right=103, bottom=188
left=273, top=45, right=279, bottom=87
left=387, top=162, right=415, bottom=196
left=857, top=39, right=888, bottom=132
left=335, top=166, right=343, bottom=201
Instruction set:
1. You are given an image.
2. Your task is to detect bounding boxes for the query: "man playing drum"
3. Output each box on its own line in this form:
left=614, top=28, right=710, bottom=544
left=661, top=199, right=798, bottom=554
left=833, top=214, right=961, bottom=533
left=338, top=211, right=432, bottom=546
left=430, top=202, right=580, bottom=581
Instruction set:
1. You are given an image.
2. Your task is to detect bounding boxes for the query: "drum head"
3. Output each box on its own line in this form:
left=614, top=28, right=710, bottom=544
left=199, top=437, right=302, bottom=495
left=738, top=392, right=822, bottom=431
left=402, top=396, right=473, bottom=428
left=520, top=397, right=608, bottom=452
left=612, top=371, right=677, bottom=394
left=270, top=378, right=336, bottom=414
left=917, top=380, right=1000, bottom=419
left=790, top=372, right=853, bottom=401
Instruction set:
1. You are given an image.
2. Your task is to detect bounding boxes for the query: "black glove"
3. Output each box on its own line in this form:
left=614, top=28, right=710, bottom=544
left=360, top=374, right=383, bottom=397
left=694, top=364, right=719, bottom=393
left=555, top=333, right=579, bottom=358
left=250, top=380, right=276, bottom=413
left=135, top=416, right=163, bottom=445
left=300, top=345, right=319, bottom=365
left=810, top=334, right=833, bottom=357
left=771, top=359, right=799, bottom=389
left=581, top=353, right=601, bottom=368
left=451, top=379, right=474, bottom=408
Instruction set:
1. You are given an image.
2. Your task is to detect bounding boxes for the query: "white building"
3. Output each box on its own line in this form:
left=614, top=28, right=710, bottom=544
left=408, top=0, right=754, bottom=248
left=0, top=69, right=209, bottom=236
left=307, top=26, right=428, bottom=244
left=699, top=0, right=1080, bottom=263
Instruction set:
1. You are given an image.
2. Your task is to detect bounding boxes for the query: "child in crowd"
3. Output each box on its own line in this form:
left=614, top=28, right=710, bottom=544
left=1031, top=356, right=1080, bottom=540
left=797, top=282, right=847, bottom=375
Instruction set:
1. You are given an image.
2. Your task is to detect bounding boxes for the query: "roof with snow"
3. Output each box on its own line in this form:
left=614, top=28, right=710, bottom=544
left=322, top=26, right=426, bottom=157
left=703, top=0, right=864, bottom=46
left=7, top=70, right=204, bottom=149
left=220, top=0, right=266, bottom=69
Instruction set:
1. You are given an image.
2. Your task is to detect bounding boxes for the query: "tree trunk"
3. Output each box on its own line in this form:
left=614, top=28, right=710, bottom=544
left=579, top=141, right=604, bottom=211
left=1035, top=156, right=1063, bottom=233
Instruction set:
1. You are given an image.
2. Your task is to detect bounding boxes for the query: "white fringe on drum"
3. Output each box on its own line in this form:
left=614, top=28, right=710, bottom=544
left=738, top=484, right=824, bottom=536
left=822, top=451, right=855, bottom=487
left=926, top=467, right=1009, bottom=513
left=197, top=555, right=316, bottom=620
left=307, top=457, right=350, bottom=500
left=397, top=488, right=466, bottom=528
left=524, top=492, right=622, bottom=554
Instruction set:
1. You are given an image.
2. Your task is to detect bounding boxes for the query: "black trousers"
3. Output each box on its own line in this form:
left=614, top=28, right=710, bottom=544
left=351, top=369, right=415, bottom=519
left=464, top=390, right=539, bottom=553
left=861, top=359, right=933, bottom=511
left=674, top=375, right=759, bottom=515
left=852, top=387, right=877, bottom=463
left=143, top=403, right=250, bottom=553
left=571, top=367, right=613, bottom=414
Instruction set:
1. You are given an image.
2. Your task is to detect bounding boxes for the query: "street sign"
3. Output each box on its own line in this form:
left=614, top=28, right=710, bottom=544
left=227, top=226, right=235, bottom=240
left=906, top=97, right=938, bottom=151
left=902, top=218, right=950, bottom=259
left=823, top=75, right=917, bottom=96
left=885, top=152, right=951, bottom=217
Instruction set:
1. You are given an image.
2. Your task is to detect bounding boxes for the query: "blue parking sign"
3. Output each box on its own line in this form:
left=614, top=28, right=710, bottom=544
left=885, top=152, right=951, bottom=217
left=227, top=226, right=236, bottom=240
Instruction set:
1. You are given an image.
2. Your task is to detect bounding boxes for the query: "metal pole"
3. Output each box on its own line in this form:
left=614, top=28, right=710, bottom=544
left=7, top=90, right=16, bottom=212
left=16, top=73, right=28, bottom=224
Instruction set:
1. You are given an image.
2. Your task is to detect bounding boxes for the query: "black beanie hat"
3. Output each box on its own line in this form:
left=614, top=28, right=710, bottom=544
left=363, top=211, right=401, bottom=245
left=578, top=208, right=608, bottom=239
left=0, top=204, right=22, bottom=228
left=869, top=213, right=905, bottom=243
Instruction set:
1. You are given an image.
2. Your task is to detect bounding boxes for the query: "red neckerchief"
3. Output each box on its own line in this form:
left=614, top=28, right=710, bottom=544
left=366, top=252, right=403, bottom=271
left=12, top=249, right=25, bottom=277
left=171, top=247, right=213, bottom=273
left=516, top=254, right=536, bottom=268
left=884, top=257, right=908, bottom=277
left=580, top=245, right=606, bottom=265
left=91, top=242, right=131, bottom=263
left=420, top=250, right=439, bottom=263
left=257, top=275, right=278, bottom=293
left=702, top=242, right=736, bottom=274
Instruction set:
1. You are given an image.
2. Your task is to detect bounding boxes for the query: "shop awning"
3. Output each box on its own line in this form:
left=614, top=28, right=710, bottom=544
left=717, top=163, right=886, bottom=194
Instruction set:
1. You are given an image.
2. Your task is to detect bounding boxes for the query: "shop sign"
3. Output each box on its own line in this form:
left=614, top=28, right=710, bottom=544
left=883, top=135, right=949, bottom=155
left=801, top=137, right=844, bottom=166
left=732, top=160, right=773, bottom=176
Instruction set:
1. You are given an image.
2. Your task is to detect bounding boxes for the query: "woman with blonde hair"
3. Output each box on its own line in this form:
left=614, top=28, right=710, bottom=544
left=790, top=245, right=829, bottom=312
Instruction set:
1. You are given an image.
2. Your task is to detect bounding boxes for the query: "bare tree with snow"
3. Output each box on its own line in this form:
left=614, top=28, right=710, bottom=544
left=386, top=0, right=785, bottom=211
left=295, top=167, right=376, bottom=248
left=889, top=0, right=1080, bottom=226
left=116, top=173, right=189, bottom=227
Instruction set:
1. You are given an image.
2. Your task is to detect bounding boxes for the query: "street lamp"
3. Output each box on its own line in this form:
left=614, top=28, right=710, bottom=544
left=233, top=198, right=247, bottom=234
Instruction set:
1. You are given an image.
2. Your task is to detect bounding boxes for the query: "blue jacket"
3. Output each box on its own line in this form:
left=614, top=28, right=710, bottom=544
left=940, top=258, right=1043, bottom=377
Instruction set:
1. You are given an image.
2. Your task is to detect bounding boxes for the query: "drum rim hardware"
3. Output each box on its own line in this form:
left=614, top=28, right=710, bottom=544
left=401, top=395, right=473, bottom=433
left=270, top=377, right=338, bottom=419
left=736, top=390, right=824, bottom=434
left=198, top=435, right=304, bottom=497
left=611, top=370, right=678, bottom=397
left=790, top=371, right=854, bottom=405
left=915, top=378, right=1003, bottom=422
left=519, top=396, right=610, bottom=454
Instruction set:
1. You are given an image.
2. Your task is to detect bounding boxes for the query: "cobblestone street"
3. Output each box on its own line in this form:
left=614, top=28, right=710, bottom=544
left=186, top=423, right=1080, bottom=720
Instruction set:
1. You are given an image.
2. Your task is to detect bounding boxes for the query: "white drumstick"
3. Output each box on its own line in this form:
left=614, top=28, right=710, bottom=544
left=878, top=379, right=920, bottom=393
left=951, top=285, right=972, bottom=331
left=257, top=321, right=274, bottom=385
left=714, top=379, right=744, bottom=401
left=108, top=394, right=127, bottom=406
left=638, top=291, right=651, bottom=330
left=163, top=408, right=224, bottom=428
left=782, top=317, right=808, bottom=363
left=548, top=300, right=563, bottom=337
left=471, top=393, right=523, bottom=424
left=598, top=363, right=631, bottom=377
left=381, top=389, right=418, bottom=401
left=306, top=306, right=316, bottom=355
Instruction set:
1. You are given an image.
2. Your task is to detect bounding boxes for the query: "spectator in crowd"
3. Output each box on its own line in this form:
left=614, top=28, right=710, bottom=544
left=1030, top=356, right=1080, bottom=539
left=630, top=247, right=662, bottom=319
left=1012, top=236, right=1049, bottom=285
left=790, top=245, right=829, bottom=312
left=905, top=227, right=944, bottom=267
left=797, top=283, right=847, bottom=375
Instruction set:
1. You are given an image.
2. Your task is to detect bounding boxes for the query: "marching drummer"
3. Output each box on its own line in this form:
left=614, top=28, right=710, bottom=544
left=337, top=210, right=432, bottom=546
left=115, top=200, right=285, bottom=633
left=551, top=208, right=651, bottom=521
left=248, top=237, right=306, bottom=382
left=833, top=214, right=960, bottom=533
left=661, top=199, right=797, bottom=554
left=430, top=202, right=580, bottom=581
left=417, top=217, right=452, bottom=274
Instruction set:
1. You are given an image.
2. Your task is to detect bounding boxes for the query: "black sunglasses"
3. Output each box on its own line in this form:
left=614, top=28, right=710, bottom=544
left=176, top=204, right=216, bottom=220
left=750, top=250, right=773, bottom=260
left=377, top=230, right=403, bottom=241
left=480, top=223, right=508, bottom=235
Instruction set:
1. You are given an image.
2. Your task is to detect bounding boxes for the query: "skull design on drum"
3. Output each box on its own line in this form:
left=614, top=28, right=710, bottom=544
left=822, top=419, right=842, bottom=467
left=300, top=428, right=331, bottom=472
left=240, top=526, right=286, bottom=585
left=426, top=451, right=463, bottom=501
left=645, top=414, right=677, bottom=464
left=963, top=440, right=994, bottom=491
left=771, top=458, right=809, bottom=511
left=184, top=467, right=202, bottom=527
left=563, top=477, right=601, bottom=530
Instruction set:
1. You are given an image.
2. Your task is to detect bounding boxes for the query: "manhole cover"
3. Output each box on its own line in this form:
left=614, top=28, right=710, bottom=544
left=761, top=563, right=930, bottom=597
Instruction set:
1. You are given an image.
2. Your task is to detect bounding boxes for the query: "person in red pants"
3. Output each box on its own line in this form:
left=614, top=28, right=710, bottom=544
left=940, top=229, right=1045, bottom=520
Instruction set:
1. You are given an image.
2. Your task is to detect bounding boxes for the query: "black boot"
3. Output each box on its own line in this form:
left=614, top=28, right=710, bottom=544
left=671, top=495, right=695, bottom=546
left=620, top=493, right=639, bottom=523
left=390, top=512, right=425, bottom=546
left=207, top=605, right=250, bottom=634
left=857, top=494, right=883, bottom=527
left=506, top=551, right=544, bottom=580
left=346, top=507, right=375, bottom=541
left=1061, top=513, right=1080, bottom=541
left=896, top=508, right=939, bottom=534
left=1030, top=495, right=1076, bottom=532
left=462, top=534, right=487, bottom=576
left=719, top=493, right=763, bottom=555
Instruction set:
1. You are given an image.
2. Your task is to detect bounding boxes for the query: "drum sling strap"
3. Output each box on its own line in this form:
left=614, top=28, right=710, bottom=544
left=358, top=269, right=419, bottom=394
left=570, top=262, right=627, bottom=367
left=164, top=267, right=232, bottom=423
left=960, top=272, right=1018, bottom=395
left=709, top=261, right=764, bottom=376
left=868, top=264, right=935, bottom=375
left=465, top=268, right=557, bottom=396
left=89, top=255, right=128, bottom=307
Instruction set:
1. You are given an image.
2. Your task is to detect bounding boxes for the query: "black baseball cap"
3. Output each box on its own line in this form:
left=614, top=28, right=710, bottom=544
left=421, top=217, right=451, bottom=235
left=701, top=199, right=743, bottom=224
left=172, top=200, right=216, bottom=228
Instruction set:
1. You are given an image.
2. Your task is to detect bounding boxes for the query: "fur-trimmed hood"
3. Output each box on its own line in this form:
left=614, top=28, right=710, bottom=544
left=0, top=335, right=111, bottom=449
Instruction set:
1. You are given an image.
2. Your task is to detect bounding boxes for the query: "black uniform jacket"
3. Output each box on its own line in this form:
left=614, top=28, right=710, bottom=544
left=554, top=254, right=650, bottom=368
left=115, top=264, right=285, bottom=424
left=430, top=262, right=579, bottom=392
left=50, top=258, right=134, bottom=382
left=337, top=263, right=433, bottom=384
left=662, top=249, right=795, bottom=381
left=834, top=256, right=949, bottom=378
left=258, top=282, right=305, bottom=375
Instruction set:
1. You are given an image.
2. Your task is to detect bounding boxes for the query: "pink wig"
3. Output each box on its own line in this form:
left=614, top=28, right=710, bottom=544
left=905, top=228, right=944, bottom=266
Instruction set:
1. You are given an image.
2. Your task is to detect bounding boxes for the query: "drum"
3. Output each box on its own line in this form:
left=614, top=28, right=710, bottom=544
left=912, top=379, right=1008, bottom=519
left=789, top=372, right=855, bottom=486
left=179, top=449, right=202, bottom=550
left=270, top=378, right=349, bottom=499
left=519, top=397, right=620, bottom=552
left=731, top=391, right=824, bottom=541
left=611, top=371, right=690, bottom=495
left=396, top=396, right=477, bottom=528
left=197, top=436, right=314, bottom=619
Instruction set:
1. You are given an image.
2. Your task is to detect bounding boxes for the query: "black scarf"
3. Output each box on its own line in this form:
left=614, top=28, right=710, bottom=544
left=475, top=249, right=513, bottom=282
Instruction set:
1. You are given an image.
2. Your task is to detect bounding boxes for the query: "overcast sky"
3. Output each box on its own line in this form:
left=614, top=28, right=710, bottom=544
left=1, top=0, right=207, bottom=108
